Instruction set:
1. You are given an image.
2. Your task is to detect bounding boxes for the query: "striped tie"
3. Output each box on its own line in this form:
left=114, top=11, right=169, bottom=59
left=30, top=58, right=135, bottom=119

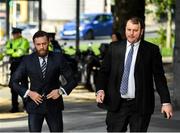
left=41, top=58, right=47, bottom=79
left=120, top=44, right=134, bottom=95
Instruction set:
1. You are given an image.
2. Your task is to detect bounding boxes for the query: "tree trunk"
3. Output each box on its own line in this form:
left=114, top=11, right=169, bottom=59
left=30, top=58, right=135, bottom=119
left=173, top=0, right=180, bottom=108
left=113, top=0, right=145, bottom=38
left=166, top=6, right=172, bottom=48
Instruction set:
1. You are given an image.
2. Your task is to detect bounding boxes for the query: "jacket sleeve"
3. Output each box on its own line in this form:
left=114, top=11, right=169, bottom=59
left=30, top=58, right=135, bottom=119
left=5, top=40, right=13, bottom=56
left=152, top=45, right=171, bottom=104
left=10, top=57, right=28, bottom=98
left=59, top=56, right=78, bottom=95
left=96, top=44, right=112, bottom=92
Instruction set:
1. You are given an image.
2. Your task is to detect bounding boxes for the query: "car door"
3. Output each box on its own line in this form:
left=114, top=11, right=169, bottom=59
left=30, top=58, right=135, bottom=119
left=102, top=14, right=113, bottom=36
left=92, top=14, right=113, bottom=36
left=91, top=15, right=105, bottom=36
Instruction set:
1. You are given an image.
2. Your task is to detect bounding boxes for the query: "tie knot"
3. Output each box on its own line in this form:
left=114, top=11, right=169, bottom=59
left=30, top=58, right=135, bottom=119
left=131, top=44, right=134, bottom=48
left=42, top=58, right=46, bottom=64
left=42, top=57, right=46, bottom=61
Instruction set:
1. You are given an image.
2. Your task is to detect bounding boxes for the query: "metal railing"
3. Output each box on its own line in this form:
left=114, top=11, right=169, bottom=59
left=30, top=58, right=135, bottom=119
left=0, top=45, right=10, bottom=86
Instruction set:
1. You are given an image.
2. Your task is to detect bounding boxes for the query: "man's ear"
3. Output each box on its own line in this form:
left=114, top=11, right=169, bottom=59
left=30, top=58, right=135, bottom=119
left=141, top=29, right=144, bottom=36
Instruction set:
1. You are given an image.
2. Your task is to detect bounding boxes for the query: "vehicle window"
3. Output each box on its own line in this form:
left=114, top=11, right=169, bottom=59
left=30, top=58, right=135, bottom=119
left=94, top=15, right=112, bottom=22
left=102, top=15, right=112, bottom=22
left=95, top=15, right=104, bottom=22
left=80, top=14, right=95, bottom=23
left=105, top=15, right=112, bottom=21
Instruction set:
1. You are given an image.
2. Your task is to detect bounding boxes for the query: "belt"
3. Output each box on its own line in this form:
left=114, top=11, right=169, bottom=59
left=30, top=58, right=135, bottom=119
left=42, top=95, right=47, bottom=101
left=121, top=98, right=135, bottom=102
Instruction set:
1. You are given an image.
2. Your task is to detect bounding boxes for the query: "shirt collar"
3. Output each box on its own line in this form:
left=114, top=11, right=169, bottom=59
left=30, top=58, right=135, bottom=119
left=127, top=40, right=141, bottom=47
left=38, top=55, right=48, bottom=61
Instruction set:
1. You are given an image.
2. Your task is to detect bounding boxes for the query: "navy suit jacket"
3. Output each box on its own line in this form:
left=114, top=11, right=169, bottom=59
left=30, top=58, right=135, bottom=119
left=11, top=51, right=77, bottom=114
left=96, top=40, right=171, bottom=115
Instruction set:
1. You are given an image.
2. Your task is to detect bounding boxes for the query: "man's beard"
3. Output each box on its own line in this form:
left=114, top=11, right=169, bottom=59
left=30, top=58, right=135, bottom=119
left=36, top=49, right=48, bottom=57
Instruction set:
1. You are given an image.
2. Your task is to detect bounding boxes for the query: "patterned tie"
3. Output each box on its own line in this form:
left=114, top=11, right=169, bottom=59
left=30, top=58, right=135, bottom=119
left=41, top=58, right=47, bottom=79
left=120, top=44, right=134, bottom=95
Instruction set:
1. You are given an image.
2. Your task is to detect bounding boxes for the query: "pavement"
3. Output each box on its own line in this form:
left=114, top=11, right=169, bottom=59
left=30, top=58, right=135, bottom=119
left=0, top=85, right=95, bottom=119
left=0, top=60, right=180, bottom=132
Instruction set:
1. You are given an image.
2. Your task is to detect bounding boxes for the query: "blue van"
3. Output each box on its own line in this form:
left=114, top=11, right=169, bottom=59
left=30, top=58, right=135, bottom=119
left=60, top=13, right=113, bottom=40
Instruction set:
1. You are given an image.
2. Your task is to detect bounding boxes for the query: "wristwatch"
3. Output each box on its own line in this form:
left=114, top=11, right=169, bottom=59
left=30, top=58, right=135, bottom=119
left=58, top=89, right=63, bottom=95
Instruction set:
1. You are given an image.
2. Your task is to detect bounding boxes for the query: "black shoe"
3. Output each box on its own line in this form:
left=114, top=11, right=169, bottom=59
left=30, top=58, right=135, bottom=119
left=9, top=108, right=19, bottom=113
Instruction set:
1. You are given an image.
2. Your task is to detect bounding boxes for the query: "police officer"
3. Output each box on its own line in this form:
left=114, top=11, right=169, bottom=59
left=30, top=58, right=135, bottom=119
left=48, top=32, right=62, bottom=53
left=5, top=27, right=30, bottom=113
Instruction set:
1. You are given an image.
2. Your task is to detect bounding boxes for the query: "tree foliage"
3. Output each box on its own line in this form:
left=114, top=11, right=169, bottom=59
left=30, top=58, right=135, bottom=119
left=113, top=0, right=175, bottom=48
left=112, top=0, right=145, bottom=39
left=146, top=0, right=175, bottom=48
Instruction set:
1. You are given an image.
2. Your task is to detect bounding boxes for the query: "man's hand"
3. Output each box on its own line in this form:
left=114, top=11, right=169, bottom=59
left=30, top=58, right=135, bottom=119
left=96, top=90, right=105, bottom=103
left=47, top=89, right=60, bottom=100
left=28, top=90, right=43, bottom=105
left=161, top=103, right=173, bottom=119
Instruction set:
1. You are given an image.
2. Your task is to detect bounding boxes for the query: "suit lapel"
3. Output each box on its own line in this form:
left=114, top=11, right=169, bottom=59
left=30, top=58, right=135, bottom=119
left=32, top=53, right=43, bottom=79
left=134, top=41, right=144, bottom=73
left=44, top=52, right=53, bottom=80
left=117, top=41, right=126, bottom=71
left=115, top=41, right=126, bottom=87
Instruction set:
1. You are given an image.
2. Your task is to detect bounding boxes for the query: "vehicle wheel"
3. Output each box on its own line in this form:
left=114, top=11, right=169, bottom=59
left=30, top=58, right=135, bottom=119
left=84, top=30, right=94, bottom=40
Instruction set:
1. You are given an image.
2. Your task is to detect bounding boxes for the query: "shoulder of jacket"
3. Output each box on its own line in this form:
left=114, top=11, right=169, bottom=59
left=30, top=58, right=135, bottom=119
left=24, top=54, right=33, bottom=59
left=50, top=51, right=62, bottom=58
left=109, top=40, right=120, bottom=47
left=21, top=37, right=29, bottom=41
left=142, top=40, right=159, bottom=49
left=5, top=40, right=11, bottom=44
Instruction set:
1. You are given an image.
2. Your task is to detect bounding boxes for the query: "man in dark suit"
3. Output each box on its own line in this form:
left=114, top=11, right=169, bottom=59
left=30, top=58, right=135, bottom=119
left=11, top=31, right=77, bottom=132
left=96, top=17, right=173, bottom=132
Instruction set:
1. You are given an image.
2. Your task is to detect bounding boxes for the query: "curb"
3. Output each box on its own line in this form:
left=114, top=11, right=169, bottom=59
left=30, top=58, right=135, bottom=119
left=0, top=112, right=27, bottom=120
left=162, top=57, right=172, bottom=64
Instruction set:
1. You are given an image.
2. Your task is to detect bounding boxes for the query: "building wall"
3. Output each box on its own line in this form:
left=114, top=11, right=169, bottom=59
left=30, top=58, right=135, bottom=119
left=84, top=0, right=105, bottom=13
left=19, top=1, right=28, bottom=23
left=42, top=0, right=76, bottom=21
left=41, top=0, right=112, bottom=33
left=42, top=0, right=111, bottom=21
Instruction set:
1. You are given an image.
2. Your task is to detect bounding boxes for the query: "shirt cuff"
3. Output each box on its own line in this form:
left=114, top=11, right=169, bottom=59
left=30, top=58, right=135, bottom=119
left=96, top=90, right=104, bottom=96
left=59, top=87, right=67, bottom=95
left=162, top=103, right=171, bottom=106
left=23, top=89, right=30, bottom=98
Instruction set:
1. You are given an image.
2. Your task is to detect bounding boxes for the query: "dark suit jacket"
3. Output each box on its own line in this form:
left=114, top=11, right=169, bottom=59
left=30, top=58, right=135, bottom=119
left=96, top=40, right=171, bottom=115
left=11, top=52, right=77, bottom=114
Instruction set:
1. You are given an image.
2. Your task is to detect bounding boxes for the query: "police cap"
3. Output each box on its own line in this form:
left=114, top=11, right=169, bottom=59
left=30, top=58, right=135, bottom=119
left=12, top=27, right=23, bottom=34
left=48, top=32, right=56, bottom=39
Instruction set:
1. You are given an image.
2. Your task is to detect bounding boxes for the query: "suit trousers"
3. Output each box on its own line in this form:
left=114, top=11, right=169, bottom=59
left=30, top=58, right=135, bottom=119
left=106, top=99, right=151, bottom=132
left=28, top=111, right=63, bottom=132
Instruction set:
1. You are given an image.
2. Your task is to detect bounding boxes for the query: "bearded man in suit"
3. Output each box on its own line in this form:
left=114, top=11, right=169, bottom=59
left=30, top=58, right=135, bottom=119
left=96, top=16, right=173, bottom=132
left=11, top=30, right=77, bottom=132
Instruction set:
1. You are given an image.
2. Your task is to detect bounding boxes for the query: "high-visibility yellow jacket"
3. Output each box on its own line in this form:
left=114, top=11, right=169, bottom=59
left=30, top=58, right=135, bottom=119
left=5, top=36, right=30, bottom=58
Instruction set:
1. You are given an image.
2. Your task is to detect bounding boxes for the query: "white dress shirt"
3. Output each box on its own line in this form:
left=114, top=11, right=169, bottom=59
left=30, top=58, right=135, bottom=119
left=121, top=40, right=140, bottom=99
left=39, top=56, right=48, bottom=68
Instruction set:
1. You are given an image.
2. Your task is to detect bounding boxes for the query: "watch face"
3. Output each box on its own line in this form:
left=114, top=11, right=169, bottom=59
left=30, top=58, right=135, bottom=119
left=59, top=89, right=63, bottom=95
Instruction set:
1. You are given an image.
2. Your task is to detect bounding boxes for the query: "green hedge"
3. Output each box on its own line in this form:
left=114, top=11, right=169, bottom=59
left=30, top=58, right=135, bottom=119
left=145, top=37, right=173, bottom=57
left=63, top=38, right=173, bottom=57
left=63, top=43, right=101, bottom=55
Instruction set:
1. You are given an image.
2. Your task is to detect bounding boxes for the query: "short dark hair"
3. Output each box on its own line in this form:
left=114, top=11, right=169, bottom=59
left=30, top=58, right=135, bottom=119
left=32, top=30, right=49, bottom=42
left=126, top=16, right=145, bottom=29
left=112, top=31, right=122, bottom=41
